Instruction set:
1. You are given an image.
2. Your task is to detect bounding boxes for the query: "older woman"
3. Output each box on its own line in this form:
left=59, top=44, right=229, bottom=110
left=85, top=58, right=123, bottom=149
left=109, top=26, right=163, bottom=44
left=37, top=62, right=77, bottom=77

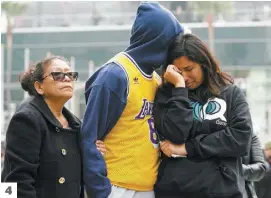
left=1, top=56, right=84, bottom=198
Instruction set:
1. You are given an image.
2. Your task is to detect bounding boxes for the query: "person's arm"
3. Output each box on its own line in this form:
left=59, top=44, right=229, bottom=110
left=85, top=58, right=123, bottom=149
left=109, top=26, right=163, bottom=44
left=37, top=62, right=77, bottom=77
left=1, top=111, right=41, bottom=198
left=185, top=86, right=252, bottom=159
left=154, top=87, right=196, bottom=144
left=242, top=134, right=267, bottom=181
left=80, top=64, right=127, bottom=198
left=154, top=65, right=211, bottom=144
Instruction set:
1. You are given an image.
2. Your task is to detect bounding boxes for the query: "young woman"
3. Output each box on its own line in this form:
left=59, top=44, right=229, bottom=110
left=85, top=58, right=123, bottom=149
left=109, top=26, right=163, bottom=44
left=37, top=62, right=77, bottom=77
left=1, top=56, right=84, bottom=198
left=153, top=34, right=252, bottom=198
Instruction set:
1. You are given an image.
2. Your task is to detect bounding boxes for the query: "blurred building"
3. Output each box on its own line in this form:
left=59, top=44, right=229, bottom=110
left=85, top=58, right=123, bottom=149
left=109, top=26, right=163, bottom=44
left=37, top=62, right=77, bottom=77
left=1, top=1, right=271, bottom=144
left=1, top=1, right=271, bottom=28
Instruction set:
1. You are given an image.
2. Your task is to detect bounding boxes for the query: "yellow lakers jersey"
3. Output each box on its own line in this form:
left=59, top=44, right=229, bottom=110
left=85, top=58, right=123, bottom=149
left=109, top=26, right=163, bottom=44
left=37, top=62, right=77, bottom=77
left=103, top=52, right=160, bottom=191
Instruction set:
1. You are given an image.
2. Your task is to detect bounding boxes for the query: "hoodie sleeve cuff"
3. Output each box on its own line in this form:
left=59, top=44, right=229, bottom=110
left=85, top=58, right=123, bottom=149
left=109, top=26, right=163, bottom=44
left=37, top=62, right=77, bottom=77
left=171, top=87, right=188, bottom=97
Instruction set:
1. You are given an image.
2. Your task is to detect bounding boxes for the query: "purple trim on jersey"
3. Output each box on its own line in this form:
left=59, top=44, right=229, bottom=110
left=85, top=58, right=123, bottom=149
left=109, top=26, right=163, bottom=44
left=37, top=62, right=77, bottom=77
left=122, top=52, right=153, bottom=79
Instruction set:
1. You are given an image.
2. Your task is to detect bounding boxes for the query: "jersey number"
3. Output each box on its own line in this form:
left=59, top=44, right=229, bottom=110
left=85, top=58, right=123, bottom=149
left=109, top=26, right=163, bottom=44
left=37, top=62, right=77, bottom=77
left=147, top=117, right=159, bottom=148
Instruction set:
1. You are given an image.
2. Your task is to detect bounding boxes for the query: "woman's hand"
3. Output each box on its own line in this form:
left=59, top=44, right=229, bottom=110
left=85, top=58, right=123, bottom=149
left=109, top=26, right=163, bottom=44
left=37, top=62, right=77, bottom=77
left=96, top=140, right=106, bottom=156
left=160, top=140, right=188, bottom=157
left=163, top=65, right=185, bottom=88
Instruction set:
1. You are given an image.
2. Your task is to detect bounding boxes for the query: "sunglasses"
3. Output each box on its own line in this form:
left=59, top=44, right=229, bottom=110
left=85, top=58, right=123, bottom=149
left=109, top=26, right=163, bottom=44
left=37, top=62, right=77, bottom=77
left=42, top=72, right=78, bottom=82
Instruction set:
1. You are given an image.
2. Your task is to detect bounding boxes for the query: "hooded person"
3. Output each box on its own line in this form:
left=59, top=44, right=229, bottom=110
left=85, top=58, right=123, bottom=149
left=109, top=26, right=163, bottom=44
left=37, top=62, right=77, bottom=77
left=80, top=2, right=183, bottom=198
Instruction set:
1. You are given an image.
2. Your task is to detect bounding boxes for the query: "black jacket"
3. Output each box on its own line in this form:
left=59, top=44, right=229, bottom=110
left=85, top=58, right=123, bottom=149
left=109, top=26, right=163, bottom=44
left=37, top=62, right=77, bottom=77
left=1, top=95, right=84, bottom=198
left=254, top=157, right=271, bottom=198
left=153, top=84, right=252, bottom=198
left=242, top=133, right=267, bottom=198
left=16, top=96, right=34, bottom=112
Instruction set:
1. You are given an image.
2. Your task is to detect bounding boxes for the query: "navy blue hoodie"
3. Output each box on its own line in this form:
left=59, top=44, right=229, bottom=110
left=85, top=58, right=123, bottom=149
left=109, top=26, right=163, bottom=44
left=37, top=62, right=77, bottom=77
left=80, top=2, right=183, bottom=198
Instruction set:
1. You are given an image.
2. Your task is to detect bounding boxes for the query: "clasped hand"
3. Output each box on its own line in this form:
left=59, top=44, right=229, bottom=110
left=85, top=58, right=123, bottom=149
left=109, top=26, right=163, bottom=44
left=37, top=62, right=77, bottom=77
left=95, top=139, right=188, bottom=158
left=160, top=140, right=187, bottom=158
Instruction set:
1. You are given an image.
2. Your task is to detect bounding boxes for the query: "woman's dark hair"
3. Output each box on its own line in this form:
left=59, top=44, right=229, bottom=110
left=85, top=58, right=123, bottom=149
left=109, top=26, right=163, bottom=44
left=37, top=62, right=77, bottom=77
left=164, top=33, right=233, bottom=96
left=19, top=56, right=70, bottom=96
